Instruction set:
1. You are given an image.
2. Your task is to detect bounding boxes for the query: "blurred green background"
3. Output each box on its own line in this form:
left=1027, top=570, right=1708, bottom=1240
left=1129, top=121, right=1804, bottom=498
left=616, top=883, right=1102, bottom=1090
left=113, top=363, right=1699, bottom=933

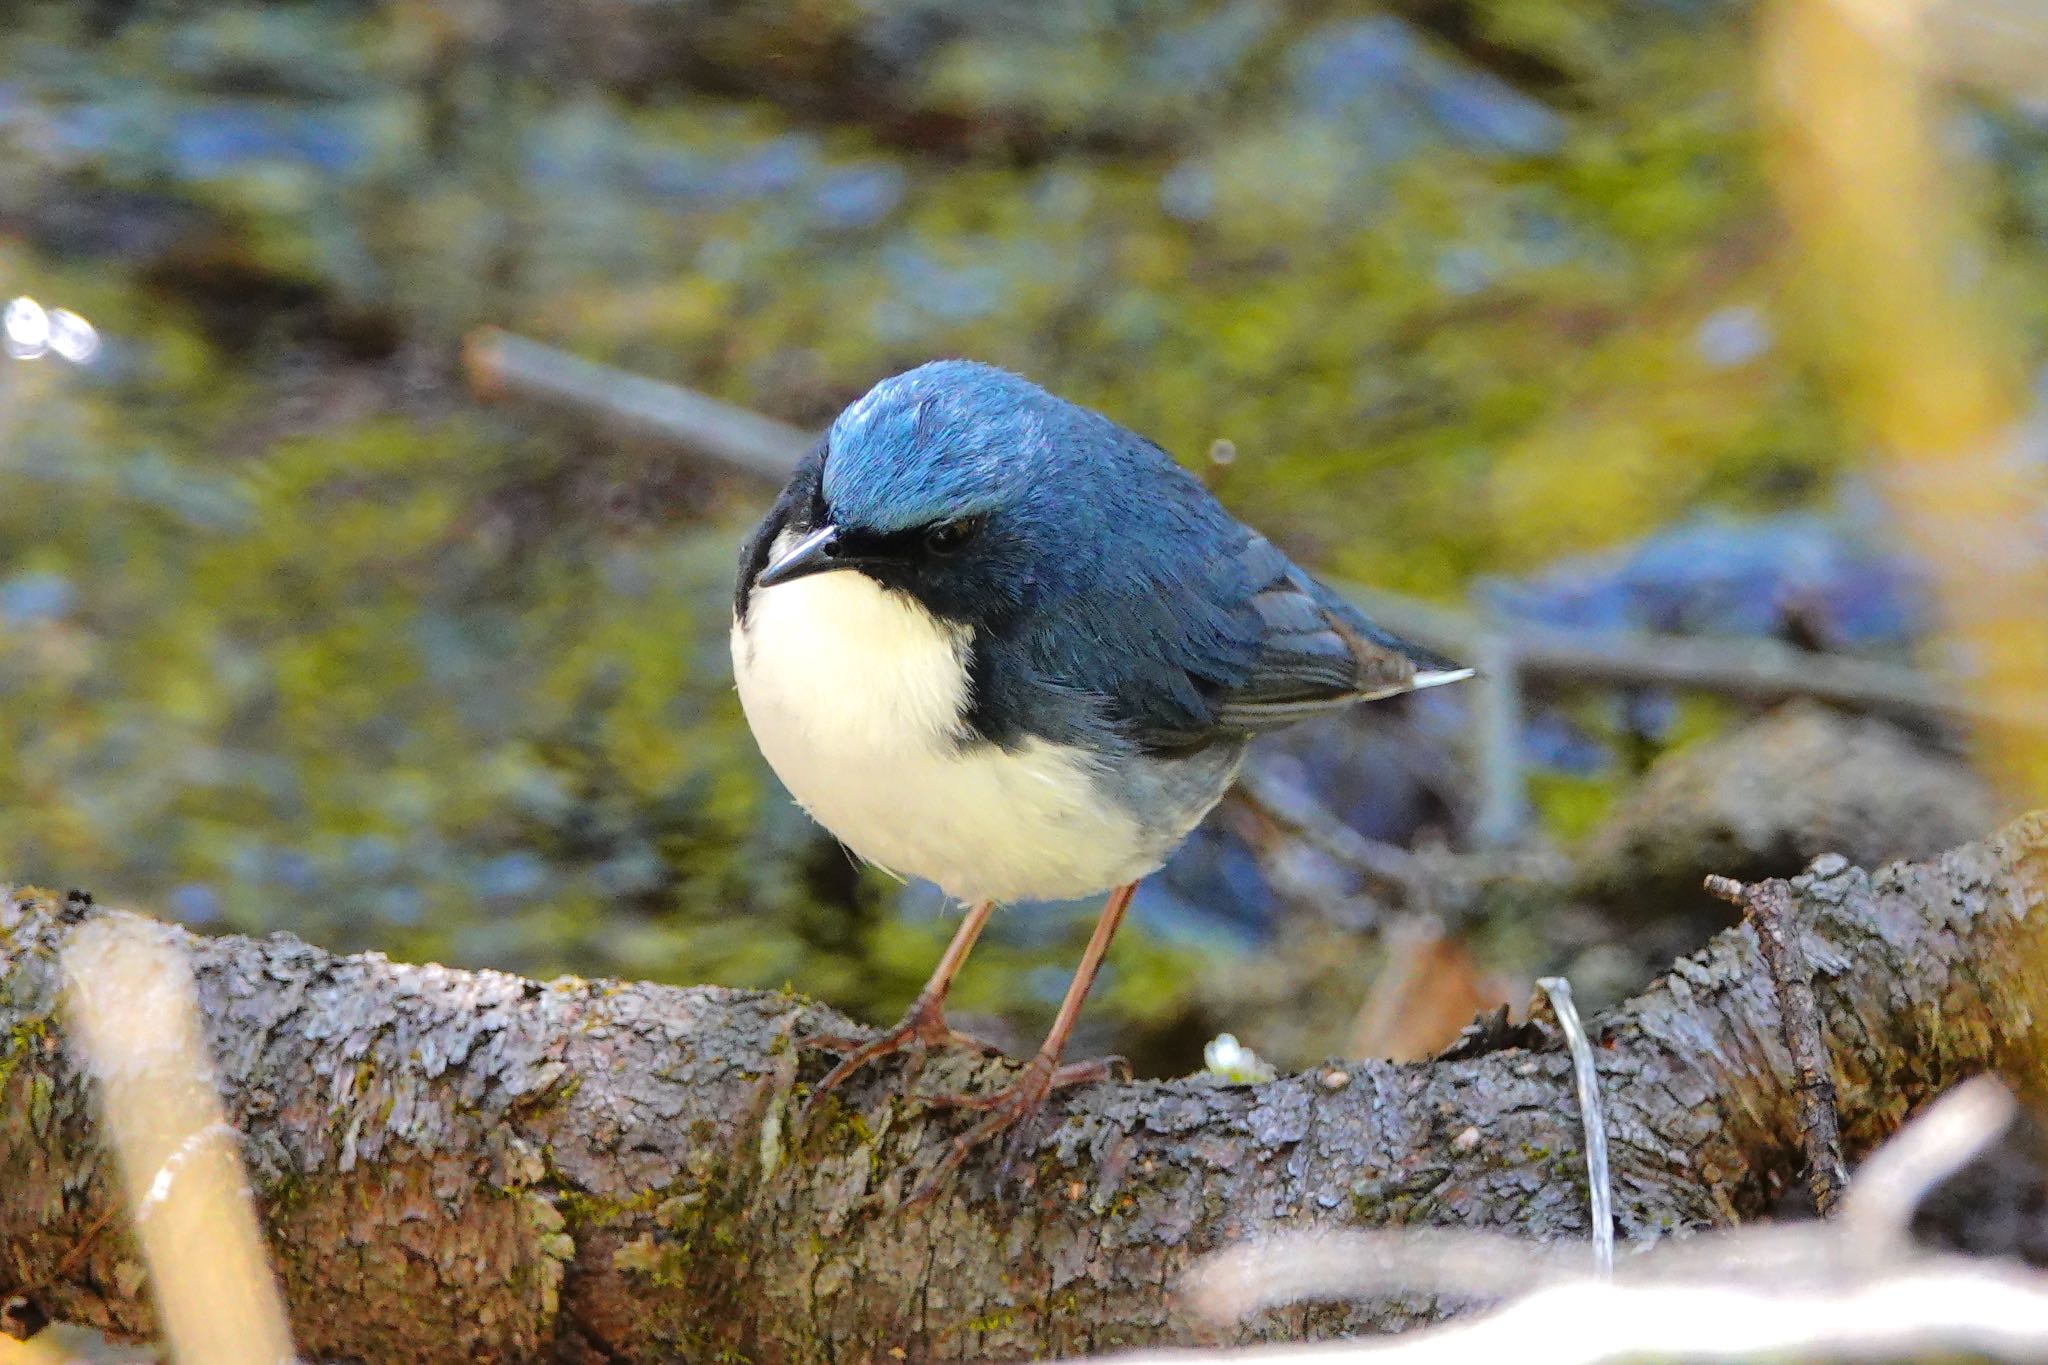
left=3, top=0, right=2041, bottom=1073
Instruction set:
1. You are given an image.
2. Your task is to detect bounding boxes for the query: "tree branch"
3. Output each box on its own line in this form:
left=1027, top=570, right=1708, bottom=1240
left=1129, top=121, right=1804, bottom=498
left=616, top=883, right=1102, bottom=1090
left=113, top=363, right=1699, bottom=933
left=3, top=812, right=2045, bottom=1362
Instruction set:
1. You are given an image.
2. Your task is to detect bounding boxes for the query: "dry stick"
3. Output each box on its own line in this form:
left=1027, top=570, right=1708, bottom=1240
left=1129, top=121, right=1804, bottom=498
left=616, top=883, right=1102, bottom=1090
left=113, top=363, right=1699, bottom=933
left=61, top=917, right=300, bottom=1365
left=462, top=326, right=815, bottom=481
left=1233, top=766, right=1427, bottom=899
left=1537, top=976, right=1614, bottom=1277
left=1706, top=873, right=1850, bottom=1215
left=1762, top=0, right=2048, bottom=806
left=462, top=328, right=2046, bottom=740
left=1348, top=585, right=2047, bottom=734
left=1232, top=768, right=1570, bottom=924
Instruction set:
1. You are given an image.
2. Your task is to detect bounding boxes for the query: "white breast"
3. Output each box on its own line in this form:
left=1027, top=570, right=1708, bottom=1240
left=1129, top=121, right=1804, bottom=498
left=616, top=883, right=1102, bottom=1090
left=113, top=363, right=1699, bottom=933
left=730, top=543, right=1170, bottom=904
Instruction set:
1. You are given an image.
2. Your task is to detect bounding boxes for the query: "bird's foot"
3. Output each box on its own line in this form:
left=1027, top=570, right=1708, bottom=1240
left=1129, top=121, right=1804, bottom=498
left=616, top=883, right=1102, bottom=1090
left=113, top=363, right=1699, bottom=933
left=907, top=1052, right=1129, bottom=1206
left=804, top=995, right=1000, bottom=1112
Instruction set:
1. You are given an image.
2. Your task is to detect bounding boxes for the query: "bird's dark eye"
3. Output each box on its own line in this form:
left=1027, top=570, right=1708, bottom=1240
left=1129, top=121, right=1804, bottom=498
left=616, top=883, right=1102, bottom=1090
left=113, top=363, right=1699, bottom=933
left=923, top=517, right=980, bottom=556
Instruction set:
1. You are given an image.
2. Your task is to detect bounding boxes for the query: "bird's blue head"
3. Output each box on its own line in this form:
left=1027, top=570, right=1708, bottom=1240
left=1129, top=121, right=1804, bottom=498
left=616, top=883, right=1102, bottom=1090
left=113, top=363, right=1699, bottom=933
left=824, top=360, right=1050, bottom=534
left=756, top=360, right=1130, bottom=626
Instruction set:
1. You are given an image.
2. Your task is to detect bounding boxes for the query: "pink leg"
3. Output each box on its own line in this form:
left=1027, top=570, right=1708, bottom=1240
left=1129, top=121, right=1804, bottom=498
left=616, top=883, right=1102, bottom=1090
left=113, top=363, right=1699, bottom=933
left=909, top=882, right=1137, bottom=1205
left=808, top=899, right=999, bottom=1102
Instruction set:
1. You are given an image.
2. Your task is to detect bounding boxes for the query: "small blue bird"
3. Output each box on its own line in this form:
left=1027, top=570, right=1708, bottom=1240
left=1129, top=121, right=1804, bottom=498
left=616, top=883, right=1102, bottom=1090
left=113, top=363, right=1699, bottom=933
left=731, top=361, right=1469, bottom=1184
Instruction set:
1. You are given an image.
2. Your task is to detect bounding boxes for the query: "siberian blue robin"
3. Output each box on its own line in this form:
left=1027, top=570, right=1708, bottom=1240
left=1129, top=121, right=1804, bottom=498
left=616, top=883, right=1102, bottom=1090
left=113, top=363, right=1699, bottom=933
left=731, top=361, right=1470, bottom=1192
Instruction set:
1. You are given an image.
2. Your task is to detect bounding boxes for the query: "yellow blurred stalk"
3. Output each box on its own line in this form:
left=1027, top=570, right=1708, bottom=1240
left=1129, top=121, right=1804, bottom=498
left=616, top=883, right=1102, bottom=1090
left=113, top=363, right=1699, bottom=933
left=61, top=916, right=296, bottom=1365
left=1764, top=0, right=2048, bottom=805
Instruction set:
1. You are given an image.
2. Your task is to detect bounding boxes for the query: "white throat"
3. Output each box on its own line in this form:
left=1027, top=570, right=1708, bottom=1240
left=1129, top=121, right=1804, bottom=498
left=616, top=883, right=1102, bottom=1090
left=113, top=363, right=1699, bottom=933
left=730, top=529, right=1167, bottom=903
left=737, top=531, right=975, bottom=754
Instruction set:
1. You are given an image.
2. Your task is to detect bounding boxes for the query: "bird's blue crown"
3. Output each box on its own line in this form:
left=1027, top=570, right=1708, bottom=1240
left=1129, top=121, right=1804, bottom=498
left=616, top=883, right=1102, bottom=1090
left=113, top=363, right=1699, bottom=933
left=823, top=360, right=1095, bottom=533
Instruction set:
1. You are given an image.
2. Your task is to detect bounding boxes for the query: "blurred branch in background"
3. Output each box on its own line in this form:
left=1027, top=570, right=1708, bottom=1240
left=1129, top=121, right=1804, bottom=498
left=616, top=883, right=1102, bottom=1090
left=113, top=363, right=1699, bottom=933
left=464, top=326, right=815, bottom=482
left=1765, top=0, right=2048, bottom=809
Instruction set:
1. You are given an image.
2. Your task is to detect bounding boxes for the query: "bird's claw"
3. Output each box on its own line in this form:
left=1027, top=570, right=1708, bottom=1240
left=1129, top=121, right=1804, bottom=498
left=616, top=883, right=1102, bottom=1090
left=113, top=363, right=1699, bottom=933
left=920, top=1053, right=1128, bottom=1112
left=802, top=997, right=999, bottom=1118
left=905, top=1053, right=1125, bottom=1206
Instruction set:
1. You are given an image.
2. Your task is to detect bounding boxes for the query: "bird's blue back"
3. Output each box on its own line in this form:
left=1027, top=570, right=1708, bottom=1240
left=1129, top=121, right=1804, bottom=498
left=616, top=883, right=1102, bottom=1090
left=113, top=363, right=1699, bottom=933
left=819, top=361, right=1456, bottom=756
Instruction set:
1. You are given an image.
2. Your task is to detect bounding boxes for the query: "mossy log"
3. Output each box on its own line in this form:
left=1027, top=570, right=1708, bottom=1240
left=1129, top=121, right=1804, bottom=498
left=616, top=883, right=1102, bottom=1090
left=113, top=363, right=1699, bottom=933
left=3, top=813, right=2045, bottom=1363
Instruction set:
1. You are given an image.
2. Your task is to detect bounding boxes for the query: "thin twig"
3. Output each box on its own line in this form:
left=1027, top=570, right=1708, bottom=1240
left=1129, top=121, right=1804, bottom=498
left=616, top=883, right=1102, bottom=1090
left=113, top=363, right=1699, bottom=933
left=1706, top=873, right=1850, bottom=1215
left=462, top=326, right=814, bottom=481
left=1348, top=585, right=2045, bottom=733
left=1232, top=767, right=1426, bottom=898
left=1537, top=976, right=1614, bottom=1277
left=60, top=915, right=299, bottom=1365
left=1229, top=769, right=1569, bottom=935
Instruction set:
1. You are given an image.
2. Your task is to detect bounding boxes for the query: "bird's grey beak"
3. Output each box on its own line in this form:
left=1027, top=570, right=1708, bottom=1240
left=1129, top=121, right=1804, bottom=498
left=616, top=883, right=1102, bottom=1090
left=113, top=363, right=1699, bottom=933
left=755, top=524, right=849, bottom=589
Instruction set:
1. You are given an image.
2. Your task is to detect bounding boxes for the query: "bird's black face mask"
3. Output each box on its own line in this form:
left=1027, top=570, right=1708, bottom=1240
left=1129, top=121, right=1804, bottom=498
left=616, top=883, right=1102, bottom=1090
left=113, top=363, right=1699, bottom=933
left=758, top=510, right=1027, bottom=631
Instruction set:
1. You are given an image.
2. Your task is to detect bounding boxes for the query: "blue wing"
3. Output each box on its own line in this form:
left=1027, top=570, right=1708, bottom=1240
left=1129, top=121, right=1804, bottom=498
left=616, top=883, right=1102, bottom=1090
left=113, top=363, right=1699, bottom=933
left=1204, top=532, right=1469, bottom=730
left=995, top=444, right=1470, bottom=756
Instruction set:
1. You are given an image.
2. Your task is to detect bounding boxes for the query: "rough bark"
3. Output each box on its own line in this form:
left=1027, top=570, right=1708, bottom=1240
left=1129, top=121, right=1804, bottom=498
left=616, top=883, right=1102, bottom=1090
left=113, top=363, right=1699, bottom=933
left=3, top=813, right=2045, bottom=1364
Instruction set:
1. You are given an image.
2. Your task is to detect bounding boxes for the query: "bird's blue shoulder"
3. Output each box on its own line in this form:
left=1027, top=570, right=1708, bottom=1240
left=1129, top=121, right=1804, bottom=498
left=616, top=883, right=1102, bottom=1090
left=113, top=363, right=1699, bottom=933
left=964, top=408, right=1460, bottom=757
